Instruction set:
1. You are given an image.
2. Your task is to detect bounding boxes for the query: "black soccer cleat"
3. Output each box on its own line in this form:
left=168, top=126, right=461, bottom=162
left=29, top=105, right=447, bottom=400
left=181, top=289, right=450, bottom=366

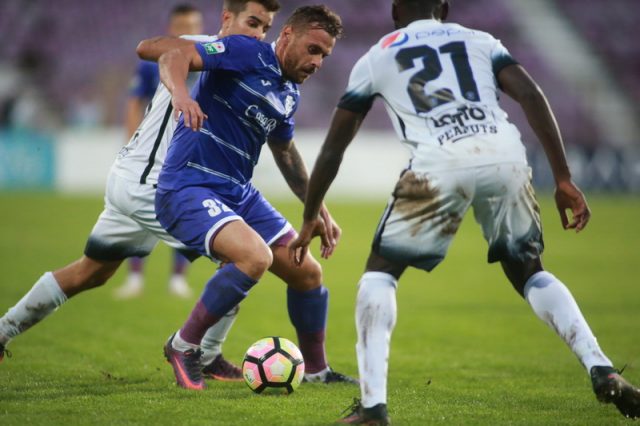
left=591, top=365, right=640, bottom=419
left=0, top=342, right=11, bottom=363
left=201, top=353, right=243, bottom=382
left=304, top=367, right=359, bottom=385
left=324, top=368, right=359, bottom=385
left=337, top=398, right=390, bottom=425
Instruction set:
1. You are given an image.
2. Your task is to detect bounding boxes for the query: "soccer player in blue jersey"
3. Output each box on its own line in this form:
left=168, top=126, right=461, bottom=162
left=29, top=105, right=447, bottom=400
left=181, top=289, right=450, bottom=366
left=117, top=3, right=204, bottom=300
left=136, top=5, right=355, bottom=390
left=0, top=1, right=279, bottom=383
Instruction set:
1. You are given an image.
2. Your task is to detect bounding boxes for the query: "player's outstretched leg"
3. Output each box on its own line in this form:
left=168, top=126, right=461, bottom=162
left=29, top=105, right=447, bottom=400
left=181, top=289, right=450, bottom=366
left=270, top=244, right=357, bottom=384
left=200, top=305, right=243, bottom=382
left=168, top=249, right=193, bottom=298
left=0, top=257, right=121, bottom=357
left=504, top=260, right=640, bottom=418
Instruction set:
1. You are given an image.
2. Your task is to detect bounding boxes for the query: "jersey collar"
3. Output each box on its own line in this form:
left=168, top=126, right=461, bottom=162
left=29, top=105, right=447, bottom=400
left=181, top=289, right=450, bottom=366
left=407, top=19, right=441, bottom=28
left=271, top=41, right=288, bottom=82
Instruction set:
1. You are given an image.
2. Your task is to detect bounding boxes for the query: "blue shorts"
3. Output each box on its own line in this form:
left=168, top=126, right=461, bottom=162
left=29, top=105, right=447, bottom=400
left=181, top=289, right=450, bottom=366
left=156, top=184, right=292, bottom=259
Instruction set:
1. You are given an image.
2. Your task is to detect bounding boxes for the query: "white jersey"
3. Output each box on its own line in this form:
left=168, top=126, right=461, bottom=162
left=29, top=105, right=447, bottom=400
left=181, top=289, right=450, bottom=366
left=339, top=20, right=527, bottom=171
left=111, top=34, right=218, bottom=185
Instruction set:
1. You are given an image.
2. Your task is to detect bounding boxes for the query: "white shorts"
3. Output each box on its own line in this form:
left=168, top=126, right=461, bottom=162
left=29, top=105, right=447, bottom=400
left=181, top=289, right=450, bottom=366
left=84, top=173, right=195, bottom=261
left=373, top=162, right=543, bottom=271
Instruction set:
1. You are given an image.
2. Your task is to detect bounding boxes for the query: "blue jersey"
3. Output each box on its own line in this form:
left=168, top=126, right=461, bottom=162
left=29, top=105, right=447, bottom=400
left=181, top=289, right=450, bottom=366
left=158, top=35, right=300, bottom=202
left=129, top=61, right=160, bottom=100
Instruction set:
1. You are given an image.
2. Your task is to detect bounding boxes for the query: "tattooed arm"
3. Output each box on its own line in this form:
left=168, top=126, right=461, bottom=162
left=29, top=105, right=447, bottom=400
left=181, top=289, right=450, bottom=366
left=268, top=138, right=341, bottom=258
left=267, top=138, right=309, bottom=203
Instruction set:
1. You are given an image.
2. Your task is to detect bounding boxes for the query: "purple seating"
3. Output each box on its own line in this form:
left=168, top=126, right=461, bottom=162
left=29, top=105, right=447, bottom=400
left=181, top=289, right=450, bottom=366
left=1, top=0, right=624, bottom=148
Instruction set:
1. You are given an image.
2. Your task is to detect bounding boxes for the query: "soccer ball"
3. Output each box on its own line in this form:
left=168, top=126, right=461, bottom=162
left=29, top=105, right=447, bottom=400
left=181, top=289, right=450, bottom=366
left=242, top=336, right=305, bottom=394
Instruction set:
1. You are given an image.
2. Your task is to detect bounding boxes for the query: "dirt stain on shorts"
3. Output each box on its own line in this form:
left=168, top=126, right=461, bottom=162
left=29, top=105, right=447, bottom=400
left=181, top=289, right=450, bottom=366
left=392, top=171, right=442, bottom=237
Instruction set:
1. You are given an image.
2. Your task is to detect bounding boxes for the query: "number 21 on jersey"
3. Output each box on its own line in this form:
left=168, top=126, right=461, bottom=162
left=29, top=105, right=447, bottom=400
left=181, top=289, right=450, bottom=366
left=395, top=41, right=480, bottom=114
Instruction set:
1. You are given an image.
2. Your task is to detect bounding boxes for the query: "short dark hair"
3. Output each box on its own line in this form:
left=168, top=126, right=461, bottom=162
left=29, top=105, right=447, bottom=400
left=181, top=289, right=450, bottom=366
left=169, top=3, right=201, bottom=17
left=223, top=0, right=281, bottom=14
left=396, top=0, right=448, bottom=12
left=285, top=5, right=343, bottom=39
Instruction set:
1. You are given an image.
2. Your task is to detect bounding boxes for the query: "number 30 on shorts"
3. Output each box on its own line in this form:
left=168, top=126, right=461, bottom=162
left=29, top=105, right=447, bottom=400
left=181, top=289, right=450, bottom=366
left=202, top=199, right=232, bottom=217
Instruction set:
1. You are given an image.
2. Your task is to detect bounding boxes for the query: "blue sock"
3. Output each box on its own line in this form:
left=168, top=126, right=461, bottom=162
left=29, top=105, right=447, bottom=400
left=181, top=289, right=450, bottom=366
left=287, top=286, right=329, bottom=373
left=287, top=286, right=328, bottom=333
left=201, top=263, right=257, bottom=317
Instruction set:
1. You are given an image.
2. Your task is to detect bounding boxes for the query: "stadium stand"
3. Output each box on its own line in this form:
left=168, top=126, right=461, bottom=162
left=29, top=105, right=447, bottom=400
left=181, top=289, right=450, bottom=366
left=0, top=0, right=637, bottom=190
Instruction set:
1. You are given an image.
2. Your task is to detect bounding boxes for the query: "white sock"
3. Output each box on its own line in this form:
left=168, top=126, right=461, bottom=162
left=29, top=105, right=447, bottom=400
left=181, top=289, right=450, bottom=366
left=304, top=366, right=331, bottom=382
left=356, top=272, right=398, bottom=408
left=0, top=272, right=68, bottom=345
left=200, top=305, right=239, bottom=365
left=171, top=330, right=200, bottom=352
left=524, top=271, right=612, bottom=372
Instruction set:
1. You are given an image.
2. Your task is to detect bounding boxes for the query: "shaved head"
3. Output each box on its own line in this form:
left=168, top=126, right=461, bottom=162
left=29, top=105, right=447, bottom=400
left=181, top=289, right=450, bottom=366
left=392, top=0, right=449, bottom=28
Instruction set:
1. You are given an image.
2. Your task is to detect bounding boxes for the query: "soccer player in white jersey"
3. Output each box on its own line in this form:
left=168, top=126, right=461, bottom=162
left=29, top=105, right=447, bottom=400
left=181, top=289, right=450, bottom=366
left=0, top=0, right=280, bottom=383
left=117, top=3, right=204, bottom=300
left=291, top=0, right=640, bottom=423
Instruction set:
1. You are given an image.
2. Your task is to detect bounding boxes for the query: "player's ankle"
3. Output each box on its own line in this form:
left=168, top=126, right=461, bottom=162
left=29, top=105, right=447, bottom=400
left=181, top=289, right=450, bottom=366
left=172, top=331, right=200, bottom=352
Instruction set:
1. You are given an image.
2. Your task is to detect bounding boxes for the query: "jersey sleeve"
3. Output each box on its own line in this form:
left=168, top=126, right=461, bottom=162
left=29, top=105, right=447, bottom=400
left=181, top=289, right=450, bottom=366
left=129, top=61, right=160, bottom=99
left=269, top=115, right=295, bottom=142
left=337, top=53, right=376, bottom=114
left=180, top=34, right=218, bottom=43
left=195, top=35, right=260, bottom=73
left=491, top=40, right=518, bottom=79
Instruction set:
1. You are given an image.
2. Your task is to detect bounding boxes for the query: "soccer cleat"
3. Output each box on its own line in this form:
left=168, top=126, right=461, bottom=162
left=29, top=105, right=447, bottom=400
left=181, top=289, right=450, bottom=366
left=337, top=398, right=391, bottom=425
left=305, top=367, right=359, bottom=385
left=324, top=369, right=360, bottom=385
left=591, top=365, right=640, bottom=419
left=0, top=342, right=11, bottom=363
left=168, top=275, right=193, bottom=299
left=163, top=334, right=206, bottom=390
left=201, top=354, right=243, bottom=382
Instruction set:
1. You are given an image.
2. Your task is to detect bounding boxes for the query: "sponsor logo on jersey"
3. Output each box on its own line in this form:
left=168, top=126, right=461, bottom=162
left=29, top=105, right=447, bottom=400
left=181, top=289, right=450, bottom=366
left=203, top=41, right=226, bottom=55
left=428, top=105, right=498, bottom=145
left=381, top=31, right=409, bottom=49
left=245, top=105, right=278, bottom=133
left=284, top=95, right=296, bottom=117
left=429, top=105, right=490, bottom=129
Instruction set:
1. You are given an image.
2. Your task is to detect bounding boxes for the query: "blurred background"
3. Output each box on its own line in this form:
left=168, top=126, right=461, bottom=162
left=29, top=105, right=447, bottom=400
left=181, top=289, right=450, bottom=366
left=0, top=0, right=639, bottom=194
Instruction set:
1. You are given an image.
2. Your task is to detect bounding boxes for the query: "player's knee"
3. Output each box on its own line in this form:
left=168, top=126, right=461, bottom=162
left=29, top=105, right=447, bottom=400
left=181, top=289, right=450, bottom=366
left=238, top=244, right=273, bottom=279
left=501, top=257, right=543, bottom=297
left=299, top=258, right=323, bottom=290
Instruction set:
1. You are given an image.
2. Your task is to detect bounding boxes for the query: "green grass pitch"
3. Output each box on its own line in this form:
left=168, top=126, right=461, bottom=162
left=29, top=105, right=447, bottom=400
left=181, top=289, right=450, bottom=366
left=0, top=192, right=638, bottom=425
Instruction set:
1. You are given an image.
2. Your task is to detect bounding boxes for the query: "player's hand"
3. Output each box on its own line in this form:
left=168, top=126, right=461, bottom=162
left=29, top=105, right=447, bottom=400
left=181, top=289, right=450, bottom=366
left=289, top=218, right=331, bottom=266
left=172, top=92, right=207, bottom=131
left=318, top=205, right=341, bottom=259
left=554, top=179, right=591, bottom=232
